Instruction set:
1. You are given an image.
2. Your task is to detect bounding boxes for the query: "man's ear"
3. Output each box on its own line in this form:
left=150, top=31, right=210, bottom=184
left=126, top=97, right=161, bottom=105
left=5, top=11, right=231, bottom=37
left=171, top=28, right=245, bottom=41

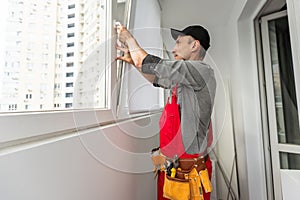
left=192, top=40, right=201, bottom=52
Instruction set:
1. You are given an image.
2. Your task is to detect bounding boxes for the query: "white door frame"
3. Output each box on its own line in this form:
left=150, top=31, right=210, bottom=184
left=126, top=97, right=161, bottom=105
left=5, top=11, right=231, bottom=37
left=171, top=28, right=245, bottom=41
left=261, top=10, right=300, bottom=199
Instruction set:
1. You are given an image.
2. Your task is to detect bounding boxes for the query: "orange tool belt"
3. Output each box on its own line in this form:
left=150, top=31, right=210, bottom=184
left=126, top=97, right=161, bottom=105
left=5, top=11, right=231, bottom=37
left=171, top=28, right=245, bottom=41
left=153, top=153, right=212, bottom=200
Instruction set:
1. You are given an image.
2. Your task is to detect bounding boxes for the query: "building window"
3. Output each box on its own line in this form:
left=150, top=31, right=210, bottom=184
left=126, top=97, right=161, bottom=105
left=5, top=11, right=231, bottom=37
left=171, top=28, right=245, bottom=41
left=8, top=104, right=17, bottom=111
left=25, top=94, right=32, bottom=99
left=67, top=33, right=75, bottom=38
left=25, top=105, right=30, bottom=110
left=67, top=42, right=74, bottom=47
left=68, top=13, right=75, bottom=19
left=65, top=103, right=72, bottom=108
left=65, top=93, right=73, bottom=98
left=66, top=62, right=74, bottom=67
left=66, top=52, right=74, bottom=57
left=54, top=103, right=60, bottom=108
left=54, top=83, right=61, bottom=89
left=68, top=4, right=75, bottom=9
left=66, top=82, right=73, bottom=87
left=68, top=23, right=75, bottom=28
left=55, top=54, right=62, bottom=59
left=66, top=72, right=74, bottom=77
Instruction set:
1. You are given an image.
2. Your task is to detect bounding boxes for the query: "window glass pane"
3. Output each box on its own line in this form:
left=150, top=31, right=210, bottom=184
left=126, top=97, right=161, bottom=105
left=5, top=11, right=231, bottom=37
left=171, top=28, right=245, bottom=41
left=0, top=0, right=129, bottom=112
left=66, top=62, right=74, bottom=67
left=268, top=17, right=300, bottom=145
left=67, top=13, right=75, bottom=19
left=67, top=42, right=74, bottom=47
left=67, top=33, right=75, bottom=38
left=67, top=23, right=75, bottom=28
left=68, top=4, right=75, bottom=9
left=66, top=52, right=74, bottom=57
left=280, top=152, right=300, bottom=170
left=66, top=72, right=74, bottom=77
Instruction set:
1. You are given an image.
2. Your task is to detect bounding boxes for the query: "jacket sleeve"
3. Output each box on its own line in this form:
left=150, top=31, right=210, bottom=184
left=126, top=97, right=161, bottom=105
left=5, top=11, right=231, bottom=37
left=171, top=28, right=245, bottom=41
left=141, top=54, right=212, bottom=90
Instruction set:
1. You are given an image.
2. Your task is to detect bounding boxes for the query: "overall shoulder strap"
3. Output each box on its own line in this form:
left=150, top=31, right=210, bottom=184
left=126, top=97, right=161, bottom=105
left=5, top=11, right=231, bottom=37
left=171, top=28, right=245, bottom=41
left=171, top=83, right=178, bottom=103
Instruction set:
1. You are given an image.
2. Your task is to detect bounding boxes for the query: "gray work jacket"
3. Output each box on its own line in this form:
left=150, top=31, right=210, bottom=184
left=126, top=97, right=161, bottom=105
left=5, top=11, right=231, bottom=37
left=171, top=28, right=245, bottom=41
left=142, top=54, right=216, bottom=154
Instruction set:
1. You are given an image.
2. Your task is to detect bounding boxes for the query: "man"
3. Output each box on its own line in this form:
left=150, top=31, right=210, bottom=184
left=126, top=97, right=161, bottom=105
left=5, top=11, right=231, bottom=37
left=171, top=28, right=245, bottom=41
left=116, top=25, right=216, bottom=200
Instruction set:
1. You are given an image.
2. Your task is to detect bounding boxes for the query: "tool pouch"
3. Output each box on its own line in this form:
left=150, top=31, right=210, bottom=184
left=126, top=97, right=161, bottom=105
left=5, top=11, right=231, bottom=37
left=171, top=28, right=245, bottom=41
left=162, top=156, right=212, bottom=200
left=163, top=174, right=190, bottom=200
left=163, top=168, right=205, bottom=200
left=188, top=168, right=203, bottom=200
left=199, top=168, right=213, bottom=193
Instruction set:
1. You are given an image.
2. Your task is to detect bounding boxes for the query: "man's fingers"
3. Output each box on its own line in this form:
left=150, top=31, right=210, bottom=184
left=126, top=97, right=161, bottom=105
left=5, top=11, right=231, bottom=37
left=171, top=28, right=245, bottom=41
left=115, top=45, right=124, bottom=51
left=116, top=26, right=121, bottom=34
left=115, top=56, right=124, bottom=61
left=114, top=21, right=122, bottom=28
left=116, top=25, right=126, bottom=34
left=116, top=44, right=129, bottom=53
left=115, top=21, right=123, bottom=31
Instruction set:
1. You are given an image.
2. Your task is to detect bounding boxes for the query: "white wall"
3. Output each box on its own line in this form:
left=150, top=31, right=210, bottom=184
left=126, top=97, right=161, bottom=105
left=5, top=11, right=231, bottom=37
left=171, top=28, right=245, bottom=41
left=0, top=114, right=160, bottom=200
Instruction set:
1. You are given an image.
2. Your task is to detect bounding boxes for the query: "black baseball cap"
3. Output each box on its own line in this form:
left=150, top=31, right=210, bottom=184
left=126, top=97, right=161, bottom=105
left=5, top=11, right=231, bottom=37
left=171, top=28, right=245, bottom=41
left=171, top=25, right=210, bottom=50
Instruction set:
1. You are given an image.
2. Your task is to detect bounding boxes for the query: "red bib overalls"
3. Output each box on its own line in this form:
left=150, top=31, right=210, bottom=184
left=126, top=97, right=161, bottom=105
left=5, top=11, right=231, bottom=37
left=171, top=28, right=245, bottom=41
left=157, top=85, right=212, bottom=200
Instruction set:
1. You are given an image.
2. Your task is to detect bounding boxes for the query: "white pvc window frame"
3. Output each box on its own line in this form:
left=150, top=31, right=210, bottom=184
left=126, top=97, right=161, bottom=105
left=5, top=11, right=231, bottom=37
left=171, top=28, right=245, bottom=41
left=0, top=0, right=130, bottom=151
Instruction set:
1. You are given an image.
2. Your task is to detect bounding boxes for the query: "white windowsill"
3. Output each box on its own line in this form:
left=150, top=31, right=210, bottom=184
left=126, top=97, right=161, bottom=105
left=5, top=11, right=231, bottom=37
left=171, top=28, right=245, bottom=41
left=0, top=108, right=162, bottom=149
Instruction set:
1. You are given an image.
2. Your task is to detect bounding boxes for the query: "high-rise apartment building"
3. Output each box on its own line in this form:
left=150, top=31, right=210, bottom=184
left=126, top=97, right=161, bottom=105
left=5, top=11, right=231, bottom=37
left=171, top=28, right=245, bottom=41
left=75, top=0, right=107, bottom=109
left=53, top=0, right=81, bottom=110
left=0, top=0, right=58, bottom=111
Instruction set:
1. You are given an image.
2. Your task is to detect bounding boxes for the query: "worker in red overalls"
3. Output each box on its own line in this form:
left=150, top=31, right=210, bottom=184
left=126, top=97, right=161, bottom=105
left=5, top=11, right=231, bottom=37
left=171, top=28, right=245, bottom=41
left=116, top=24, right=216, bottom=200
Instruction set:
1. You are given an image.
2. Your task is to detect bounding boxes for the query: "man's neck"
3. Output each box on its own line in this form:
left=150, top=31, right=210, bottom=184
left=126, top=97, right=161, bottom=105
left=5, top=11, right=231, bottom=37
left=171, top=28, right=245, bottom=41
left=189, top=53, right=203, bottom=61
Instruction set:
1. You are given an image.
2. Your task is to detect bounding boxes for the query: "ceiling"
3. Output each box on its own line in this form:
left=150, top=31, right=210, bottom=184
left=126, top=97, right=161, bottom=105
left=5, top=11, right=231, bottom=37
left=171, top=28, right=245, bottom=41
left=159, top=0, right=238, bottom=29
